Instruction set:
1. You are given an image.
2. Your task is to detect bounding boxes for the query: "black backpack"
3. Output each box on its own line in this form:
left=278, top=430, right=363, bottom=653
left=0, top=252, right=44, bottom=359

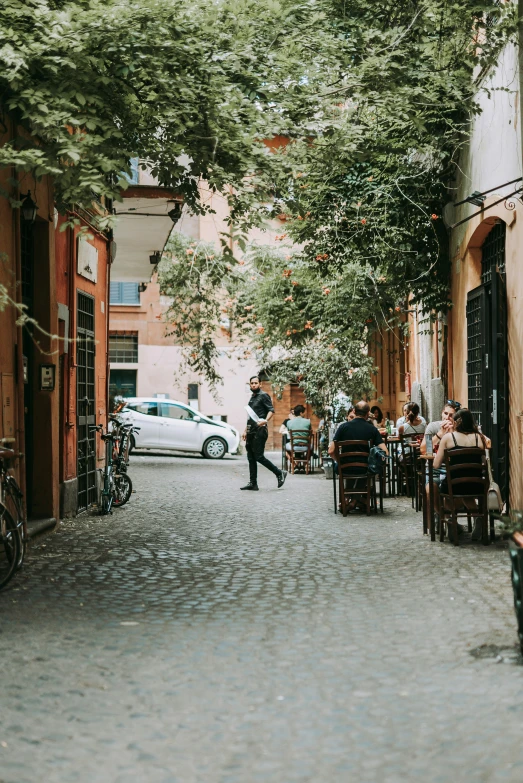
left=368, top=445, right=387, bottom=474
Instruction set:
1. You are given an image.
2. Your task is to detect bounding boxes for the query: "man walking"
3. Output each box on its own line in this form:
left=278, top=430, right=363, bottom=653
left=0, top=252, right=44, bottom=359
left=241, top=376, right=287, bottom=491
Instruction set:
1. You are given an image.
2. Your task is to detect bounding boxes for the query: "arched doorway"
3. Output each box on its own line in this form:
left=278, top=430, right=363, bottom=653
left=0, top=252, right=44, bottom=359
left=466, top=220, right=509, bottom=500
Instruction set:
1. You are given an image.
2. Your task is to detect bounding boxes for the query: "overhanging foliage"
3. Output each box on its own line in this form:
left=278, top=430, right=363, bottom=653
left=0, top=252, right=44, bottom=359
left=159, top=1, right=515, bottom=413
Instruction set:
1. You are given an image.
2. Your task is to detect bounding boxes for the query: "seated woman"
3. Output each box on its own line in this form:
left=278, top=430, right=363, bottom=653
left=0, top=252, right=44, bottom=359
left=286, top=405, right=311, bottom=453
left=396, top=402, right=427, bottom=430
left=370, top=405, right=384, bottom=428
left=433, top=408, right=491, bottom=537
left=398, top=402, right=426, bottom=441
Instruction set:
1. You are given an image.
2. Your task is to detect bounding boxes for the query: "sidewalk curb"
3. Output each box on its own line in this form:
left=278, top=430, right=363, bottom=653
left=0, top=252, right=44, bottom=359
left=27, top=518, right=57, bottom=539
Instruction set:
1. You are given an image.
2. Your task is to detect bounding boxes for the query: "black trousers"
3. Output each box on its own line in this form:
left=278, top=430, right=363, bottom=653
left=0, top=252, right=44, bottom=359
left=246, top=427, right=281, bottom=484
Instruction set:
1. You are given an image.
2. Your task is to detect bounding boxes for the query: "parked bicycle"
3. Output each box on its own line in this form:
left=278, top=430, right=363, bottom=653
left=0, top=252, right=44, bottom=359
left=109, top=415, right=135, bottom=471
left=110, top=417, right=137, bottom=507
left=0, top=439, right=26, bottom=590
left=91, top=419, right=136, bottom=514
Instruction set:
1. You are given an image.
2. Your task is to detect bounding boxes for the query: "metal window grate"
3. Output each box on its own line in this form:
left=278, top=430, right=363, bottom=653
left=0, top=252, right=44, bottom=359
left=481, top=221, right=505, bottom=284
left=466, top=290, right=484, bottom=428
left=77, top=291, right=95, bottom=332
left=77, top=292, right=96, bottom=511
left=109, top=333, right=138, bottom=363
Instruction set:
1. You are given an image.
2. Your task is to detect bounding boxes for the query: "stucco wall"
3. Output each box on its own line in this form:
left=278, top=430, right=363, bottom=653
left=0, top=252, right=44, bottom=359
left=449, top=42, right=523, bottom=507
left=109, top=184, right=286, bottom=435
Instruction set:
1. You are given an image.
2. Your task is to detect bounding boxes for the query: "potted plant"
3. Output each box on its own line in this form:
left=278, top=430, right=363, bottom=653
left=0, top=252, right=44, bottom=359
left=500, top=511, right=523, bottom=654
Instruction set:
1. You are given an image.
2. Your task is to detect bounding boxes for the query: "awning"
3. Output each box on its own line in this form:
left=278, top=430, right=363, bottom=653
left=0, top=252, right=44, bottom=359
left=111, top=186, right=182, bottom=282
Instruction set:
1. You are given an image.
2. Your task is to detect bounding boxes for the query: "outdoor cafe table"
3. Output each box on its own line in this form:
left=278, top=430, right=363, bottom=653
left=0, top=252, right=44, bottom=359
left=420, top=454, right=436, bottom=541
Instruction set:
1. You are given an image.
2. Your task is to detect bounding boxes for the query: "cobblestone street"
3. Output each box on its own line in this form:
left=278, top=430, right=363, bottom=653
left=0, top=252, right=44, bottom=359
left=2, top=453, right=523, bottom=783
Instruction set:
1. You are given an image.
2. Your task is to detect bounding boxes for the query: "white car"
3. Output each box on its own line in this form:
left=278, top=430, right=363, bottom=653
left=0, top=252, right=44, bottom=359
left=118, top=397, right=240, bottom=459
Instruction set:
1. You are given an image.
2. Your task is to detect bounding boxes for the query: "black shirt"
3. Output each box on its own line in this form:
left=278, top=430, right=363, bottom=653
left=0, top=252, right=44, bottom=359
left=246, top=390, right=274, bottom=430
left=334, top=418, right=383, bottom=445
left=333, top=417, right=383, bottom=474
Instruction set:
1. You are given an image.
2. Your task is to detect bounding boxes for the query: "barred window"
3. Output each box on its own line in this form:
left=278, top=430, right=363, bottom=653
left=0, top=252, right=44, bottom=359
left=109, top=333, right=138, bottom=363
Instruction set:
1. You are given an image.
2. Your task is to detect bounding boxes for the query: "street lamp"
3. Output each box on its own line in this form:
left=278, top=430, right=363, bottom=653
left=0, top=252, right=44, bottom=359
left=20, top=191, right=38, bottom=223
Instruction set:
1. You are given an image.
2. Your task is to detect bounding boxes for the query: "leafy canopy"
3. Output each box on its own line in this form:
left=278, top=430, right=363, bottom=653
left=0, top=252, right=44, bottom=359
left=159, top=0, right=515, bottom=413
left=0, top=0, right=342, bottom=213
left=2, top=0, right=514, bottom=410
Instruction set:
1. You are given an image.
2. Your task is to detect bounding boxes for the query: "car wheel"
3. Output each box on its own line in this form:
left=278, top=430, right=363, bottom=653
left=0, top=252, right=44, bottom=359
left=202, top=437, right=227, bottom=459
left=129, top=435, right=135, bottom=455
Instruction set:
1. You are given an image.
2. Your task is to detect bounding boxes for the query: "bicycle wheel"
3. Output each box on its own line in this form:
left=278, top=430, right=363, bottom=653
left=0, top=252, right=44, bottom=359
left=112, top=473, right=132, bottom=507
left=101, top=492, right=112, bottom=515
left=0, top=505, right=20, bottom=590
left=5, top=479, right=26, bottom=570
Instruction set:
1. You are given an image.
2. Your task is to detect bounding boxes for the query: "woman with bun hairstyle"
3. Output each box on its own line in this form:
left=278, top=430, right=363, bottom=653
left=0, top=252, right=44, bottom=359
left=398, top=402, right=426, bottom=439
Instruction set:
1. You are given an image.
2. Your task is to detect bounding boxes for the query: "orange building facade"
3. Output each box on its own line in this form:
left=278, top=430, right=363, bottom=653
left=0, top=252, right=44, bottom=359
left=0, top=117, right=112, bottom=523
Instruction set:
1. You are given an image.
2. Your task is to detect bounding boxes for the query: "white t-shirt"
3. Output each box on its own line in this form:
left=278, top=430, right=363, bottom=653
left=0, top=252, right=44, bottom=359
left=403, top=421, right=426, bottom=436
left=396, top=415, right=426, bottom=429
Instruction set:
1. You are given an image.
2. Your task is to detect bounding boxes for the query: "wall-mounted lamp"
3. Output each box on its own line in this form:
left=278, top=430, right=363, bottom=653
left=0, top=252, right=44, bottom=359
left=20, top=191, right=38, bottom=223
left=138, top=282, right=147, bottom=293
left=149, top=251, right=162, bottom=265
left=167, top=201, right=183, bottom=224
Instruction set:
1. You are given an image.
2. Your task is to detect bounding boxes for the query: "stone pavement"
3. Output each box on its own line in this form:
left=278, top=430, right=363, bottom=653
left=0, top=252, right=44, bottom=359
left=1, top=452, right=523, bottom=783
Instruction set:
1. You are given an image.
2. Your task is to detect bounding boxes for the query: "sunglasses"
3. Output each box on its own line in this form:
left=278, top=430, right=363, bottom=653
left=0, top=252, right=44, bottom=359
left=446, top=399, right=461, bottom=410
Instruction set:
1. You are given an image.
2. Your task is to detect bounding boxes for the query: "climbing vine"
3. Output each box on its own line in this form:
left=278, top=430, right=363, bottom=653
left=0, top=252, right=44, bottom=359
left=159, top=1, right=515, bottom=413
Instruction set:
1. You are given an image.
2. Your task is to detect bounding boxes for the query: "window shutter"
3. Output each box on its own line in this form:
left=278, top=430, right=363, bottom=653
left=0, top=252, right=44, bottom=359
left=110, top=281, right=121, bottom=303
left=109, top=282, right=139, bottom=305
left=121, top=283, right=140, bottom=304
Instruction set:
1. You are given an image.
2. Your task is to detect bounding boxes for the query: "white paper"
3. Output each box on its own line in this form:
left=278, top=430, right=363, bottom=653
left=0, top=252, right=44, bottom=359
left=245, top=405, right=261, bottom=423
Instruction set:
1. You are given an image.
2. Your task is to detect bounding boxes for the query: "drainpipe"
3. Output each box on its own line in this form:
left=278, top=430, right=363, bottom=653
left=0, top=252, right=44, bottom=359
left=519, top=1, right=523, bottom=167
left=12, top=115, right=26, bottom=501
left=105, top=216, right=113, bottom=424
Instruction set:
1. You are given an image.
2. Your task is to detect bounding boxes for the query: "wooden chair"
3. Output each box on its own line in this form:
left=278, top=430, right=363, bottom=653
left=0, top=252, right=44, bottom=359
left=416, top=451, right=427, bottom=533
left=398, top=434, right=420, bottom=502
left=439, top=447, right=489, bottom=545
left=334, top=440, right=374, bottom=516
left=287, top=430, right=314, bottom=474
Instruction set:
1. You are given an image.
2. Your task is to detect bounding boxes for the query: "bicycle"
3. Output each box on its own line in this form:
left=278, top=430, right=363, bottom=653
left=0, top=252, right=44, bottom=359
left=91, top=422, right=134, bottom=514
left=91, top=424, right=118, bottom=515
left=108, top=416, right=137, bottom=507
left=0, top=440, right=26, bottom=590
